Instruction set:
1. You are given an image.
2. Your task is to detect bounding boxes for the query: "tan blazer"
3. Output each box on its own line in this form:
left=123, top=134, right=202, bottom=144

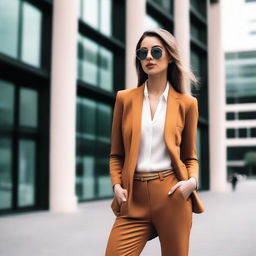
left=110, top=82, right=205, bottom=216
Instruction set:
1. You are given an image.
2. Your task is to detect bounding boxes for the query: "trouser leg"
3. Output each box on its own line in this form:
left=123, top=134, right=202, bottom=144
left=148, top=173, right=193, bottom=256
left=105, top=217, right=155, bottom=256
left=105, top=179, right=156, bottom=256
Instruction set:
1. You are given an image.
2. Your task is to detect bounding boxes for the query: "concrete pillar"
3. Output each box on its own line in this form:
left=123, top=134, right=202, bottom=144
left=174, top=0, right=190, bottom=71
left=49, top=0, right=78, bottom=211
left=125, top=0, right=146, bottom=89
left=208, top=0, right=228, bottom=192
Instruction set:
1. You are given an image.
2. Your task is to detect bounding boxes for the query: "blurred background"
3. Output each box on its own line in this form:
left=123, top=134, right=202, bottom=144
left=0, top=0, right=255, bottom=255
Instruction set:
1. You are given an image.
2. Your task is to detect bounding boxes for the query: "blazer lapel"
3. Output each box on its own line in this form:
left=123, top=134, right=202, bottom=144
left=129, top=82, right=180, bottom=178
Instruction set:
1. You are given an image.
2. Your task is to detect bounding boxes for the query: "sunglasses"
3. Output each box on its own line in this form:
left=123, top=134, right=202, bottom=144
left=136, top=47, right=163, bottom=61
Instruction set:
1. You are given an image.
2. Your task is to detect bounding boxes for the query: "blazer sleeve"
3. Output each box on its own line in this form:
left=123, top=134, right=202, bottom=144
left=180, top=97, right=199, bottom=189
left=109, top=91, right=125, bottom=190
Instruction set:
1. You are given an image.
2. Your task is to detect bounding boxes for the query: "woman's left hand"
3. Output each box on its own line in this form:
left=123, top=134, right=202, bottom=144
left=168, top=178, right=196, bottom=200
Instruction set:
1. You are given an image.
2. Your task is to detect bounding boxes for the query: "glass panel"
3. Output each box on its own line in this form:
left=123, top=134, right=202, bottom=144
left=0, top=0, right=19, bottom=58
left=97, top=103, right=111, bottom=141
left=152, top=0, right=171, bottom=11
left=227, top=129, right=235, bottom=138
left=76, top=97, right=113, bottom=199
left=0, top=138, right=13, bottom=210
left=80, top=0, right=99, bottom=29
left=100, top=0, right=112, bottom=36
left=19, top=88, right=38, bottom=127
left=190, top=0, right=206, bottom=17
left=225, top=51, right=256, bottom=104
left=21, top=2, right=42, bottom=67
left=77, top=35, right=98, bottom=85
left=76, top=155, right=95, bottom=199
left=18, top=139, right=36, bottom=207
left=96, top=103, right=112, bottom=196
left=99, top=47, right=113, bottom=91
left=191, top=50, right=201, bottom=78
left=0, top=80, right=15, bottom=126
left=80, top=0, right=112, bottom=36
left=145, top=14, right=162, bottom=30
left=191, top=22, right=206, bottom=44
left=76, top=97, right=96, bottom=137
left=76, top=97, right=97, bottom=200
left=251, top=128, right=256, bottom=137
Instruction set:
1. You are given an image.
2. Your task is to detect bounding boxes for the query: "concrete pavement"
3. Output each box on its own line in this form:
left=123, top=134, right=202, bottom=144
left=0, top=179, right=255, bottom=256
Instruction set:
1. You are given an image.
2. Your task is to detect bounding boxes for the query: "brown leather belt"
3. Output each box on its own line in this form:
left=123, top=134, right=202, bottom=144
left=133, top=168, right=175, bottom=182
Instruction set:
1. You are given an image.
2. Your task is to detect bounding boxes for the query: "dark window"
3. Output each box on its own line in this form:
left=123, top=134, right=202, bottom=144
left=226, top=112, right=235, bottom=120
left=238, top=111, right=256, bottom=120
left=251, top=128, right=256, bottom=137
left=238, top=128, right=247, bottom=138
left=0, top=0, right=42, bottom=67
left=227, top=129, right=236, bottom=138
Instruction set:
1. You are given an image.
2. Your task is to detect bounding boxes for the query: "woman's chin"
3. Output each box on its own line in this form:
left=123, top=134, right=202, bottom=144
left=144, top=70, right=161, bottom=76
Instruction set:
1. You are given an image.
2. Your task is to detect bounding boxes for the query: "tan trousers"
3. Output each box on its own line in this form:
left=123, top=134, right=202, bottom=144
left=105, top=171, right=193, bottom=256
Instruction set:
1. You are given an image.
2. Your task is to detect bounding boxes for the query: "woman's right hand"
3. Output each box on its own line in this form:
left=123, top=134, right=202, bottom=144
left=114, top=184, right=127, bottom=206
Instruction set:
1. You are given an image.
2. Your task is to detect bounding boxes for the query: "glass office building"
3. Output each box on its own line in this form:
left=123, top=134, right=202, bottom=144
left=0, top=0, right=209, bottom=215
left=225, top=50, right=256, bottom=176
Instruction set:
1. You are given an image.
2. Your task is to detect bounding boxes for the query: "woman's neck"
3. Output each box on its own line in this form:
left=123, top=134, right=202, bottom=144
left=147, top=73, right=168, bottom=97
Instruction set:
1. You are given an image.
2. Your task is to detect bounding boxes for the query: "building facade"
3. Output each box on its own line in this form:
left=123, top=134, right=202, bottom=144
left=223, top=0, right=256, bottom=178
left=0, top=0, right=211, bottom=215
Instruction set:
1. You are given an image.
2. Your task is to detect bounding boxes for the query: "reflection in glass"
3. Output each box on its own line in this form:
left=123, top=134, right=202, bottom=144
left=100, top=0, right=112, bottom=36
left=191, top=50, right=201, bottom=79
left=80, top=0, right=112, bottom=36
left=97, top=103, right=112, bottom=196
left=0, top=0, right=19, bottom=58
left=99, top=47, right=113, bottom=91
left=77, top=34, right=114, bottom=91
left=76, top=97, right=112, bottom=200
left=152, top=0, right=171, bottom=12
left=76, top=98, right=96, bottom=200
left=0, top=80, right=15, bottom=126
left=19, top=88, right=38, bottom=127
left=18, top=140, right=36, bottom=207
left=21, top=2, right=42, bottom=67
left=145, top=14, right=162, bottom=30
left=80, top=0, right=99, bottom=30
left=225, top=51, right=256, bottom=103
left=0, top=138, right=13, bottom=210
left=191, top=22, right=206, bottom=44
left=190, top=0, right=206, bottom=17
left=78, top=35, right=98, bottom=85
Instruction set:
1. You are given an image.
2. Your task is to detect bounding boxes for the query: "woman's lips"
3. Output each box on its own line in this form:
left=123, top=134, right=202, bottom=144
left=146, top=63, right=155, bottom=68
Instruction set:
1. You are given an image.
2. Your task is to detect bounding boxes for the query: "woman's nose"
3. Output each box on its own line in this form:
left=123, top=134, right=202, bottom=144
left=146, top=51, right=153, bottom=60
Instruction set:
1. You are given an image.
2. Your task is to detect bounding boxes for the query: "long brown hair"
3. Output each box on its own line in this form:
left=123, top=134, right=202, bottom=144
left=135, top=28, right=199, bottom=95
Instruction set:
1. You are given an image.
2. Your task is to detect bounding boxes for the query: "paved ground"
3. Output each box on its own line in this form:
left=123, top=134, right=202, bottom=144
left=0, top=179, right=255, bottom=256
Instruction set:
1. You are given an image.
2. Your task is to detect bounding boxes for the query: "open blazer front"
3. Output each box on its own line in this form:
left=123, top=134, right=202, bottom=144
left=110, top=82, right=206, bottom=217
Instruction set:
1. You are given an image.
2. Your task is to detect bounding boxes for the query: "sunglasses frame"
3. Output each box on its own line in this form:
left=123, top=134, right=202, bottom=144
left=136, top=46, right=163, bottom=61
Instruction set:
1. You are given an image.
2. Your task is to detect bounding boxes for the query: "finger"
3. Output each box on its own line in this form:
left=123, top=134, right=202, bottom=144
left=122, top=192, right=127, bottom=202
left=168, top=184, right=179, bottom=195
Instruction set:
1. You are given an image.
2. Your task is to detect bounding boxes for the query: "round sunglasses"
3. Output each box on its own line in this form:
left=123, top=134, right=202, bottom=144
left=136, top=47, right=163, bottom=61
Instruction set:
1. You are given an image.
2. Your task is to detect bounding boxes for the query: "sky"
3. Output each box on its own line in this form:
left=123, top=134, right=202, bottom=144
left=222, top=0, right=256, bottom=51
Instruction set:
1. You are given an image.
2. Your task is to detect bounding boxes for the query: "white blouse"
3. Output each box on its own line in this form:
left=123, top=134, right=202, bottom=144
left=135, top=81, right=172, bottom=172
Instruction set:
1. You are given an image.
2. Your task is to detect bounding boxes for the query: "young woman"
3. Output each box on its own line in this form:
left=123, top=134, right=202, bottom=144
left=105, top=28, right=205, bottom=256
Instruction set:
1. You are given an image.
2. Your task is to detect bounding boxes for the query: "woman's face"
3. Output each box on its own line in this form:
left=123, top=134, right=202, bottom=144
left=138, top=36, right=170, bottom=76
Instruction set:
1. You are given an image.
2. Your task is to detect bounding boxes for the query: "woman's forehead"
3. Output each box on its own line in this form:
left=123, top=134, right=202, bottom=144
left=140, top=36, right=163, bottom=48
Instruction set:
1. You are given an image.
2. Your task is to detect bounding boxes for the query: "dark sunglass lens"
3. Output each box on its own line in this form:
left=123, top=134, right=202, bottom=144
left=136, top=49, right=148, bottom=60
left=151, top=47, right=162, bottom=59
